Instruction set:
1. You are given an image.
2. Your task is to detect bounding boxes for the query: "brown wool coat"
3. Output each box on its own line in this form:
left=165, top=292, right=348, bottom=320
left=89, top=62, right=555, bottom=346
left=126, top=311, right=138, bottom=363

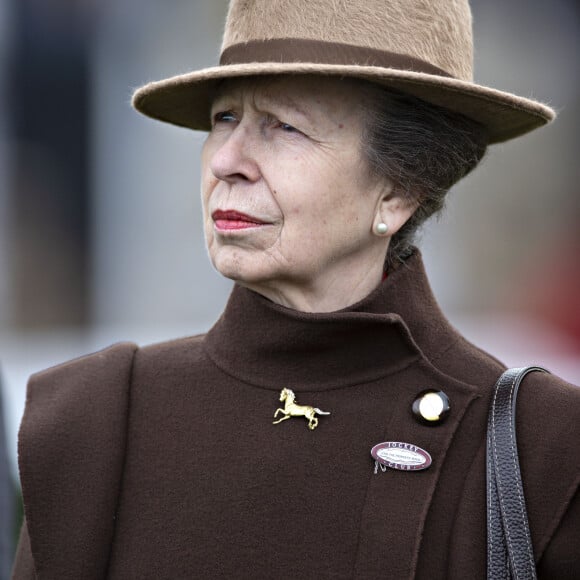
left=12, top=252, right=580, bottom=579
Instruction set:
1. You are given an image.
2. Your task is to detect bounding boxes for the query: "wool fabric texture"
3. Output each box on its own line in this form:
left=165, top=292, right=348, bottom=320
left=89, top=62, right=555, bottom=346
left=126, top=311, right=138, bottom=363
left=13, top=251, right=580, bottom=579
left=132, top=0, right=556, bottom=143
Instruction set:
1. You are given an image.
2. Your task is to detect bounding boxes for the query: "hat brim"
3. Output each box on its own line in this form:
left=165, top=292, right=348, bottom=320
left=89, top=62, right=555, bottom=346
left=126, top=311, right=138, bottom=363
left=132, top=62, right=555, bottom=144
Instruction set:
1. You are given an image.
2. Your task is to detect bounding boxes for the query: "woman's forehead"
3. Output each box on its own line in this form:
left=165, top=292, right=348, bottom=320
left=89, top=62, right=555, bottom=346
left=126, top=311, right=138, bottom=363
left=212, top=75, right=366, bottom=113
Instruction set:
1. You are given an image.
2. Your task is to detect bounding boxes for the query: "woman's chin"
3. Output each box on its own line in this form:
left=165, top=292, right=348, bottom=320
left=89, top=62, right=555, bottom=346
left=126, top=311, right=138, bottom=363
left=211, top=251, right=274, bottom=285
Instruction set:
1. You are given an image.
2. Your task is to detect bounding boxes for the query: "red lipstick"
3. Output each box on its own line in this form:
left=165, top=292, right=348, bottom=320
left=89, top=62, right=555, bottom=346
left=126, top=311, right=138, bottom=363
left=212, top=210, right=267, bottom=231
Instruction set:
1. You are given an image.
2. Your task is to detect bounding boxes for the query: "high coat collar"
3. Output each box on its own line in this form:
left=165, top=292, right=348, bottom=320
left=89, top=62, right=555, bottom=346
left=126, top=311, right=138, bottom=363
left=202, top=249, right=489, bottom=579
left=204, top=250, right=466, bottom=391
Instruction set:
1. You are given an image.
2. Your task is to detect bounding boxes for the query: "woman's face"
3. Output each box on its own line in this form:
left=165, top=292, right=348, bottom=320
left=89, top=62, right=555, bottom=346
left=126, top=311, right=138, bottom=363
left=201, top=76, right=413, bottom=310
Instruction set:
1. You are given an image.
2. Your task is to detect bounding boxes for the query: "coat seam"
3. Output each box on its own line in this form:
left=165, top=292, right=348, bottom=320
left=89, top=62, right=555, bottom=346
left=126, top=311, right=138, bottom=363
left=104, top=345, right=138, bottom=577
left=411, top=393, right=480, bottom=579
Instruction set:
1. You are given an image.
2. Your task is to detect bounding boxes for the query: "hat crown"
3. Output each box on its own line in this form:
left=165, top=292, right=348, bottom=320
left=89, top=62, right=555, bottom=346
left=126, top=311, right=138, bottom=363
left=133, top=0, right=555, bottom=143
left=222, top=0, right=473, bottom=81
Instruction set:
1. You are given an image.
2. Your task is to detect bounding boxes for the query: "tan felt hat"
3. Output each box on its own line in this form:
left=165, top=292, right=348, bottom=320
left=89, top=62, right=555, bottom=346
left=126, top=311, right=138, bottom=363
left=132, top=0, right=556, bottom=144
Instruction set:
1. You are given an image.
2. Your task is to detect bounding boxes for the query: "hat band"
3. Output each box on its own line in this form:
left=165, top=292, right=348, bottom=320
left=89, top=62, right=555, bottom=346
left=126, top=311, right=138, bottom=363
left=220, top=38, right=453, bottom=79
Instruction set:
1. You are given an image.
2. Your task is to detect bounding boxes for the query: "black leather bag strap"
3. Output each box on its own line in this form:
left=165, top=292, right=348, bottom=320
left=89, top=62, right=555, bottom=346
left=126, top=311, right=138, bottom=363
left=486, top=366, right=549, bottom=580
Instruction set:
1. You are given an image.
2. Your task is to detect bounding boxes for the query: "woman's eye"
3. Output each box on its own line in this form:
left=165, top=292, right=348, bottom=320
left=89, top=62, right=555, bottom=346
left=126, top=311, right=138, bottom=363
left=212, top=111, right=237, bottom=125
left=279, top=122, right=296, bottom=132
left=275, top=120, right=301, bottom=134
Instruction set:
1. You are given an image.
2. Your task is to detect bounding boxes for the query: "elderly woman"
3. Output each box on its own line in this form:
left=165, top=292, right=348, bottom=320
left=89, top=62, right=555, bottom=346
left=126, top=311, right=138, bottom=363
left=12, top=0, right=579, bottom=579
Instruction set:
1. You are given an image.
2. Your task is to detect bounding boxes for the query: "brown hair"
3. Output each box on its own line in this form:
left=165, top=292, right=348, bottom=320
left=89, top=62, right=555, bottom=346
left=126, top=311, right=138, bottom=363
left=360, top=83, right=489, bottom=267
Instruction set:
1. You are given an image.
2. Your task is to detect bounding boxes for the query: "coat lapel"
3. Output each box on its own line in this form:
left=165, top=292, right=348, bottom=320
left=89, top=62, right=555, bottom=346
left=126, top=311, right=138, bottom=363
left=353, top=360, right=481, bottom=579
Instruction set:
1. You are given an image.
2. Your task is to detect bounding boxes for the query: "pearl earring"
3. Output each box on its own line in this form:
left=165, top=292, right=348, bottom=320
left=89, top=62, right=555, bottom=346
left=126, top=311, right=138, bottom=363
left=375, top=222, right=388, bottom=235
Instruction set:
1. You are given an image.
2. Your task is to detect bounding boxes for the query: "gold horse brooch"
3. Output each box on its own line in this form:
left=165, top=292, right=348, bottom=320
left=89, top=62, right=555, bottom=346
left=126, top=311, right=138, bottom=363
left=273, top=388, right=330, bottom=430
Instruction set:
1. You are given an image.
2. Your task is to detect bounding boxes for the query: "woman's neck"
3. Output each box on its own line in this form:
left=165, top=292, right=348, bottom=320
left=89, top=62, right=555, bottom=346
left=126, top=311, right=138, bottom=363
left=240, top=259, right=386, bottom=313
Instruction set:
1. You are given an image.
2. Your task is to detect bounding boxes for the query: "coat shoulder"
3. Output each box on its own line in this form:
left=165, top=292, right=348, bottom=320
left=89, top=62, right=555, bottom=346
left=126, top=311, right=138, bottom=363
left=516, top=371, right=580, bottom=569
left=138, top=332, right=206, bottom=361
left=21, top=341, right=139, bottom=458
left=517, top=370, right=580, bottom=473
left=18, top=341, right=138, bottom=579
left=25, top=341, right=138, bottom=419
left=133, top=333, right=210, bottom=380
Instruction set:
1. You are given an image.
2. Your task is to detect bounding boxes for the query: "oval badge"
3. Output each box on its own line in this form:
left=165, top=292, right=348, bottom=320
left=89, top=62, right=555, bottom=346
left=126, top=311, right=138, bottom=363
left=371, top=441, right=432, bottom=472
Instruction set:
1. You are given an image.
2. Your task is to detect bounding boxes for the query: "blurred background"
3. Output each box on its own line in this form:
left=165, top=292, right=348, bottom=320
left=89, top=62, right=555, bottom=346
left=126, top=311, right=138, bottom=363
left=0, top=0, right=579, bottom=572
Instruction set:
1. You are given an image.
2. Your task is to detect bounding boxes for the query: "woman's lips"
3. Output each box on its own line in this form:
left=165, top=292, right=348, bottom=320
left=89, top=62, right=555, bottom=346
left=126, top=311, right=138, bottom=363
left=212, top=210, right=269, bottom=231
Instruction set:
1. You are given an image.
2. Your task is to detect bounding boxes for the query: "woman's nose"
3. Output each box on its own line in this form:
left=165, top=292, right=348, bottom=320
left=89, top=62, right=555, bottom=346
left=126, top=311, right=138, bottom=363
left=210, top=126, right=261, bottom=184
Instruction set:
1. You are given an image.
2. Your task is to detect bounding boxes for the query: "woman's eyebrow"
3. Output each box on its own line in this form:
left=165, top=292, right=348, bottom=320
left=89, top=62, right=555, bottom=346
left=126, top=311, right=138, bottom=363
left=260, top=93, right=317, bottom=126
left=211, top=86, right=317, bottom=126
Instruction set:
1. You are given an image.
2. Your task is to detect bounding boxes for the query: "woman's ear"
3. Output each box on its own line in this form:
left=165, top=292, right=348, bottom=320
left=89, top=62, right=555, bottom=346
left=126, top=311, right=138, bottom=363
left=372, top=190, right=418, bottom=237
